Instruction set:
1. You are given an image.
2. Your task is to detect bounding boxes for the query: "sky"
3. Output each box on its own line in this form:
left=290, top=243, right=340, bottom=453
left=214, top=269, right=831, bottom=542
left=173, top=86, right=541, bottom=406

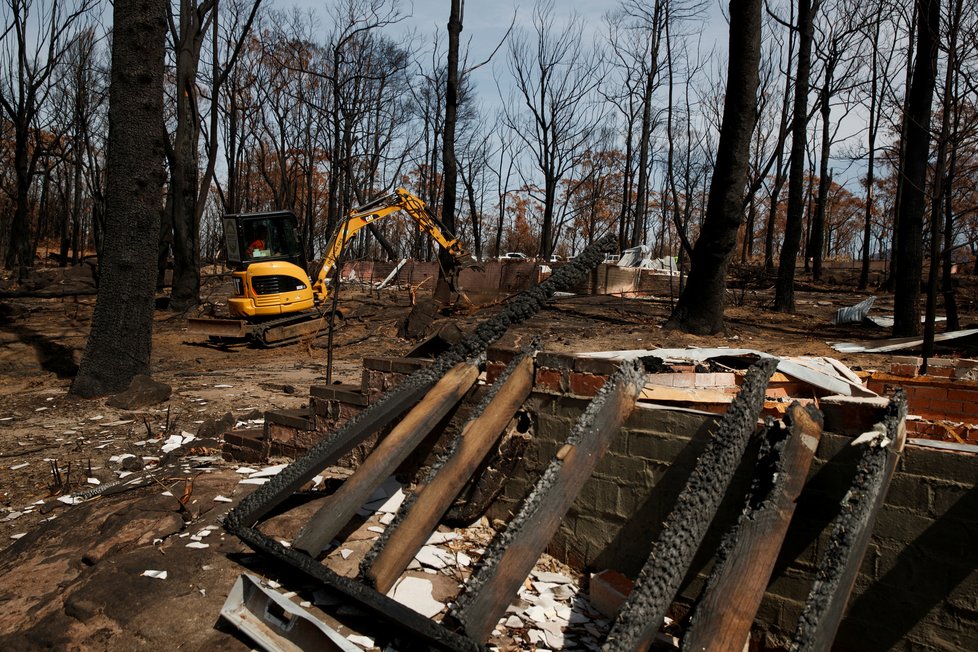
left=278, top=0, right=868, bottom=190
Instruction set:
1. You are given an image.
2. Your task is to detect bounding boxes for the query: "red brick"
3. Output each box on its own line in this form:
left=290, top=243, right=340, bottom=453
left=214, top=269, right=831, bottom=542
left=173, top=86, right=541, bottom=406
left=890, top=364, right=919, bottom=377
left=908, top=386, right=949, bottom=402
left=926, top=367, right=956, bottom=378
left=535, top=368, right=567, bottom=393
left=569, top=372, right=606, bottom=397
left=948, top=388, right=978, bottom=404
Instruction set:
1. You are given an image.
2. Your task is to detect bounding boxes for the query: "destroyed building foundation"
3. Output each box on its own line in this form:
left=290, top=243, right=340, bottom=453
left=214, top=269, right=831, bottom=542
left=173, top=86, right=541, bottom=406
left=221, top=340, right=978, bottom=651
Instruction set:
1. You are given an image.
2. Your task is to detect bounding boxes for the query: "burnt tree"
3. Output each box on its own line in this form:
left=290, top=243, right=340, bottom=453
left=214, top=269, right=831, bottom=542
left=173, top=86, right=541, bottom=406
left=664, top=0, right=761, bottom=334
left=774, top=0, right=818, bottom=313
left=71, top=0, right=166, bottom=397
left=892, top=0, right=939, bottom=337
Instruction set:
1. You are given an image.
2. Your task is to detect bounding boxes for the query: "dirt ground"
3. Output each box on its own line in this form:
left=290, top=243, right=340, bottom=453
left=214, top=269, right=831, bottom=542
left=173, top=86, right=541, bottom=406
left=0, top=263, right=975, bottom=650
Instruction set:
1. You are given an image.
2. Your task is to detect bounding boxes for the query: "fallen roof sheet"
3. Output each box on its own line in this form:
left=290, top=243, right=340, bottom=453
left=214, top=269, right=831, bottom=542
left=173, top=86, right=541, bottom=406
left=833, top=296, right=876, bottom=325
left=829, top=327, right=978, bottom=353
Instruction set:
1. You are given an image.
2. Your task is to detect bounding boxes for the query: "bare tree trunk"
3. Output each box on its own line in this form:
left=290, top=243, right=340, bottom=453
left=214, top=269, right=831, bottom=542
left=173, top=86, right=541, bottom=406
left=436, top=0, right=463, bottom=296
left=774, top=0, right=816, bottom=312
left=664, top=0, right=762, bottom=334
left=811, top=76, right=833, bottom=281
left=923, top=0, right=961, bottom=359
left=72, top=0, right=166, bottom=397
left=858, top=12, right=883, bottom=290
left=893, top=0, right=939, bottom=337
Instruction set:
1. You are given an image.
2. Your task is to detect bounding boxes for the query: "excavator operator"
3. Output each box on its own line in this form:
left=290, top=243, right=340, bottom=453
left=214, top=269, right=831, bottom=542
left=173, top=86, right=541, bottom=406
left=246, top=225, right=267, bottom=258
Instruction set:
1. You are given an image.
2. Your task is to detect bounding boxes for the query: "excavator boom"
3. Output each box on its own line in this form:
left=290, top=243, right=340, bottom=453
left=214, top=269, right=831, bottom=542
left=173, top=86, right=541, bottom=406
left=311, top=188, right=467, bottom=301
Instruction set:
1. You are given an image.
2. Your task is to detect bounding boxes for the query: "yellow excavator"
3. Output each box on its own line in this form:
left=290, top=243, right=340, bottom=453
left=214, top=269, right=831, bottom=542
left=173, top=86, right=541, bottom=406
left=188, top=188, right=467, bottom=346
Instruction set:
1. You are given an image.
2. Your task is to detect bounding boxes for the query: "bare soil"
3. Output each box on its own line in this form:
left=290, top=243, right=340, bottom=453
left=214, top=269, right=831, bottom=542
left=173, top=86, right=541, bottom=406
left=0, top=263, right=975, bottom=649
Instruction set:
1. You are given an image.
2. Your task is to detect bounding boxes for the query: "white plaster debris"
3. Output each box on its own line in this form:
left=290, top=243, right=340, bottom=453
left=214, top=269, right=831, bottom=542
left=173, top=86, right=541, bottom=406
left=387, top=576, right=444, bottom=618
left=358, top=476, right=405, bottom=517
left=504, top=615, right=524, bottom=629
left=414, top=545, right=455, bottom=570
left=185, top=542, right=209, bottom=549
left=141, top=570, right=168, bottom=580
left=10, top=533, right=26, bottom=540
left=340, top=549, right=354, bottom=560
left=9, top=462, right=28, bottom=470
left=248, top=464, right=287, bottom=478
left=87, top=478, right=100, bottom=485
left=238, top=478, right=269, bottom=485
left=213, top=384, right=233, bottom=389
left=347, top=634, right=375, bottom=649
left=366, top=525, right=385, bottom=534
left=425, top=531, right=460, bottom=545
left=235, top=466, right=258, bottom=475
left=3, top=511, right=22, bottom=522
left=213, top=495, right=233, bottom=503
left=57, top=496, right=82, bottom=505
left=532, top=571, right=574, bottom=584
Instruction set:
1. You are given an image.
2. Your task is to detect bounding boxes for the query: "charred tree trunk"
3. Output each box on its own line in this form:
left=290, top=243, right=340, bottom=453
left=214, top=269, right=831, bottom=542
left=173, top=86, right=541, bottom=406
left=664, top=0, right=761, bottom=334
left=774, top=0, right=816, bottom=312
left=71, top=0, right=166, bottom=397
left=811, top=76, right=833, bottom=282
left=893, top=0, right=939, bottom=337
left=437, top=0, right=463, bottom=295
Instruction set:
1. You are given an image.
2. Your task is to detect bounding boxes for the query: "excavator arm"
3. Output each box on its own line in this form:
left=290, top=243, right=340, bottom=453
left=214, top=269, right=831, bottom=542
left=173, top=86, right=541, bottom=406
left=310, top=188, right=467, bottom=301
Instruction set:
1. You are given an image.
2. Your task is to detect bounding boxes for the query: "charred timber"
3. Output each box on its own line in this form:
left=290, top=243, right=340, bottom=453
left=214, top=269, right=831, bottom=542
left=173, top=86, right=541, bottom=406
left=684, top=402, right=823, bottom=651
left=790, top=392, right=907, bottom=652
left=450, top=359, right=647, bottom=642
left=362, top=342, right=539, bottom=591
left=293, top=360, right=481, bottom=557
left=603, top=357, right=779, bottom=651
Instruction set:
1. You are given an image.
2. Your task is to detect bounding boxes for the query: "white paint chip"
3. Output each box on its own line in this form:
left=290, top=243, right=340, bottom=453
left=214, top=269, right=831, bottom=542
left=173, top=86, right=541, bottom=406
left=141, top=569, right=168, bottom=579
left=186, top=541, right=209, bottom=549
left=387, top=576, right=444, bottom=618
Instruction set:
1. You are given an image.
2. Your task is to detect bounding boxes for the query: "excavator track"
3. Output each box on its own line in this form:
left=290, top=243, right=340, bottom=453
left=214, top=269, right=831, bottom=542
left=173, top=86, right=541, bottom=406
left=188, top=308, right=343, bottom=347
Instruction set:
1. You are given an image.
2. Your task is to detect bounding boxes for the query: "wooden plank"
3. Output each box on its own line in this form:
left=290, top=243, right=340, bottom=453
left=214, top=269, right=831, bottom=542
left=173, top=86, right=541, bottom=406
left=640, top=385, right=735, bottom=404
left=293, top=361, right=480, bottom=556
left=791, top=395, right=907, bottom=652
left=451, top=361, right=647, bottom=642
left=683, top=402, right=823, bottom=651
left=367, top=355, right=535, bottom=594
left=604, top=358, right=778, bottom=651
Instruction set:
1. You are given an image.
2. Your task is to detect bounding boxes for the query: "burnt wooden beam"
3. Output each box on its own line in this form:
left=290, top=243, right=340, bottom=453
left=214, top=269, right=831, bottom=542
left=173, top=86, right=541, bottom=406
left=229, top=524, right=483, bottom=652
left=603, top=357, right=779, bottom=652
left=684, top=401, right=824, bottom=651
left=790, top=392, right=907, bottom=652
left=293, top=361, right=481, bottom=556
left=223, top=233, right=616, bottom=531
left=450, top=360, right=647, bottom=642
left=228, top=378, right=436, bottom=527
left=366, top=351, right=536, bottom=594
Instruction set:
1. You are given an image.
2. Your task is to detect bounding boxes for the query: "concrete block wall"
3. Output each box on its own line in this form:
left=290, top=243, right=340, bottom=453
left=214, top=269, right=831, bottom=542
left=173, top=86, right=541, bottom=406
left=485, top=388, right=978, bottom=651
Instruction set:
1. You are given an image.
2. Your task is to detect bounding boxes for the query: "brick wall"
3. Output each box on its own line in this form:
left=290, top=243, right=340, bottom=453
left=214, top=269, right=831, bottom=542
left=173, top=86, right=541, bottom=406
left=867, top=362, right=978, bottom=443
left=487, top=392, right=978, bottom=651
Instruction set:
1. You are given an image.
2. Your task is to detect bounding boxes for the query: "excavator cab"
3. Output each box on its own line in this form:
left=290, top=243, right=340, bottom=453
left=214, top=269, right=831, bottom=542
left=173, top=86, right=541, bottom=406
left=222, top=212, right=316, bottom=318
left=224, top=212, right=306, bottom=271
